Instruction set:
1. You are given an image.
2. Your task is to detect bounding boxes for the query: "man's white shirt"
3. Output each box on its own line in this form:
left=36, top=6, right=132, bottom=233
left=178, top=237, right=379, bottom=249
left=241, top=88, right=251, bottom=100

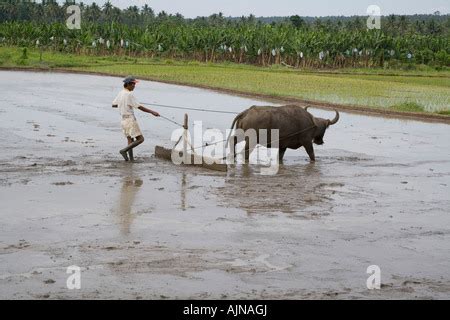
left=112, top=89, right=140, bottom=116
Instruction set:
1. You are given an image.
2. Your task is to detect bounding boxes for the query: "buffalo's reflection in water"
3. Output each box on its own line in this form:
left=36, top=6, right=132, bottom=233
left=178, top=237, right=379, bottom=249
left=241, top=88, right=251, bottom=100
left=215, top=162, right=339, bottom=216
left=116, top=169, right=143, bottom=235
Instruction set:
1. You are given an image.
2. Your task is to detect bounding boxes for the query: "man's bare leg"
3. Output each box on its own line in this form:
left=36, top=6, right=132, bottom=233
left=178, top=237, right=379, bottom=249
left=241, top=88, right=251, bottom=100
left=128, top=137, right=135, bottom=162
left=120, top=135, right=144, bottom=161
left=120, top=137, right=131, bottom=161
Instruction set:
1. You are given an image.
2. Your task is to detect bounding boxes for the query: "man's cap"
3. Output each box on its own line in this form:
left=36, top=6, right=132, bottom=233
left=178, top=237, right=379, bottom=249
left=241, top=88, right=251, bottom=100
left=123, top=76, right=139, bottom=84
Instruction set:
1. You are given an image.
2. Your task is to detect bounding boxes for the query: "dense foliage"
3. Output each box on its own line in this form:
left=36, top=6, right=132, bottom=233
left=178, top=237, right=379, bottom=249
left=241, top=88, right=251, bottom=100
left=1, top=0, right=449, bottom=68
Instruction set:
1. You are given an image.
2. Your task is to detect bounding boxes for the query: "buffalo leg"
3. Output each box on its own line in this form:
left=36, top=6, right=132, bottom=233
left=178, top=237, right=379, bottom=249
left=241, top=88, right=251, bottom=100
left=243, top=136, right=255, bottom=164
left=279, top=148, right=286, bottom=162
left=232, top=136, right=239, bottom=161
left=304, top=142, right=316, bottom=162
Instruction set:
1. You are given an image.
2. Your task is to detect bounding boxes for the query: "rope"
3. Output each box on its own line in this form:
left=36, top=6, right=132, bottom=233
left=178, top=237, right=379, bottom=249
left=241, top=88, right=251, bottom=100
left=158, top=114, right=184, bottom=127
left=142, top=102, right=239, bottom=115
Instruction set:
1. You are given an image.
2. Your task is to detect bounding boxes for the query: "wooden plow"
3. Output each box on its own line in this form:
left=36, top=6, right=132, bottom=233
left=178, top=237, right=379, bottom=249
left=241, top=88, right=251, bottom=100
left=154, top=113, right=228, bottom=172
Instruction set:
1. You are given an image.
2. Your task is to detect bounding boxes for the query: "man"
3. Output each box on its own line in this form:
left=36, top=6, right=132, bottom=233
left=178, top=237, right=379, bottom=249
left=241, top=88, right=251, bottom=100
left=112, top=76, right=160, bottom=161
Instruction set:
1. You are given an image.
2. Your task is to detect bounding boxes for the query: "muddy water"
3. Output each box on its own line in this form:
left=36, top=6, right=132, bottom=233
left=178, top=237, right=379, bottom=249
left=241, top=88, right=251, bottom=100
left=0, top=70, right=449, bottom=299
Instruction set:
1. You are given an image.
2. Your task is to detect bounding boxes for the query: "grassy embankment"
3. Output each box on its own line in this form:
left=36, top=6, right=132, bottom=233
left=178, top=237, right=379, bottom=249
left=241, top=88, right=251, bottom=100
left=1, top=46, right=449, bottom=116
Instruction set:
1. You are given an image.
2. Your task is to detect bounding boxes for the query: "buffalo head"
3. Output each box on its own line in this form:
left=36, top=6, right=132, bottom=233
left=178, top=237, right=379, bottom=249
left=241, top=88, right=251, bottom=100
left=305, top=107, right=340, bottom=145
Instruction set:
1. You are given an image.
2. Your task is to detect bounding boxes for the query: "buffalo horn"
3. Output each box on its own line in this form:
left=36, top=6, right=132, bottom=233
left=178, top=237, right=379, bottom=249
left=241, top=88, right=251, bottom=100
left=328, top=110, right=340, bottom=125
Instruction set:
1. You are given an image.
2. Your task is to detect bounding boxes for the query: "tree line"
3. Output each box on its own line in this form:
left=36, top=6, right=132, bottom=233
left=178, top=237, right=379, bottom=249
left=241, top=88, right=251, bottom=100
left=1, top=0, right=449, bottom=68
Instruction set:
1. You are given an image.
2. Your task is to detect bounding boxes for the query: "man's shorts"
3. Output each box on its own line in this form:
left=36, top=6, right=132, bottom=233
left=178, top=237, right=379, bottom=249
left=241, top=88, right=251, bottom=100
left=121, top=115, right=143, bottom=139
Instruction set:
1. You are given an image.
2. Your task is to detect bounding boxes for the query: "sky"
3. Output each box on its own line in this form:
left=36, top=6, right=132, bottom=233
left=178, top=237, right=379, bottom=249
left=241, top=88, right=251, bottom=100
left=76, top=0, right=449, bottom=18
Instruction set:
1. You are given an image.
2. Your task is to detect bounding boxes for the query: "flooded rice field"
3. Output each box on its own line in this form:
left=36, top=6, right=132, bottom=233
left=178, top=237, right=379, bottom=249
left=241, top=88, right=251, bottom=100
left=0, top=70, right=449, bottom=299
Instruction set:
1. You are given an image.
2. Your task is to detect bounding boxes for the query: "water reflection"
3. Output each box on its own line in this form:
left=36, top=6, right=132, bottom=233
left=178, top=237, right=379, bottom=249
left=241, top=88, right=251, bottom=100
left=116, top=168, right=143, bottom=235
left=181, top=172, right=187, bottom=211
left=216, top=162, right=337, bottom=216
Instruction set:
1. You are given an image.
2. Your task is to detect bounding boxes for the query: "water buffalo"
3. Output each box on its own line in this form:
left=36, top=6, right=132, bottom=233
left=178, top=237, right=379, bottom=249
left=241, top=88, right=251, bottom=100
left=228, top=105, right=339, bottom=162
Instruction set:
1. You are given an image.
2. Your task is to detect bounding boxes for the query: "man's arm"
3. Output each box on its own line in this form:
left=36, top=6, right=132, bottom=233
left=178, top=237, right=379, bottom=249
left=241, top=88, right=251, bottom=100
left=138, top=106, right=160, bottom=117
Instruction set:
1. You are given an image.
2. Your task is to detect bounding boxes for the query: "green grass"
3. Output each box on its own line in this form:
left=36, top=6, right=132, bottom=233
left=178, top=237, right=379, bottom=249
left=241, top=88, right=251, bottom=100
left=389, top=102, right=425, bottom=113
left=1, top=46, right=449, bottom=115
left=437, top=110, right=450, bottom=115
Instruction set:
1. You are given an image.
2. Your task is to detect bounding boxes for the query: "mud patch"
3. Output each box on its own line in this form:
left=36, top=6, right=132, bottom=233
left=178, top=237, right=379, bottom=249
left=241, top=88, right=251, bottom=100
left=51, top=181, right=74, bottom=186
